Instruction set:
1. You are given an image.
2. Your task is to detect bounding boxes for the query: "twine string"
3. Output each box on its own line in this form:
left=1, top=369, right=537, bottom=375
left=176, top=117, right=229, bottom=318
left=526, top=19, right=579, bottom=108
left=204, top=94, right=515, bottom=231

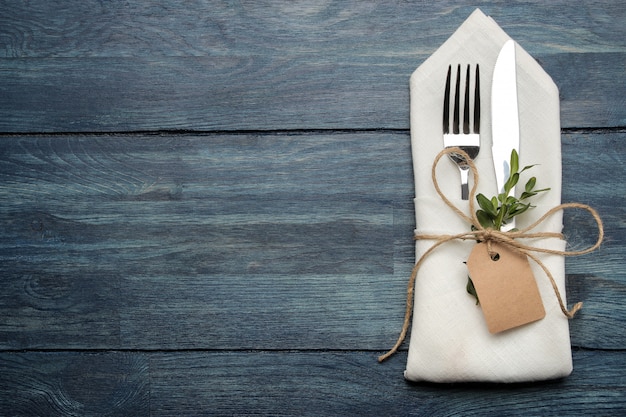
left=378, top=147, right=604, bottom=363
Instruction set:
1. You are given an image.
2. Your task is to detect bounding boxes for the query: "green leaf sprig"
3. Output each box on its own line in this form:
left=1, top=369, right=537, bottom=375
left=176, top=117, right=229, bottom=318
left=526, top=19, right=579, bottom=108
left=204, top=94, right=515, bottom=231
left=466, top=149, right=550, bottom=303
left=474, top=149, right=549, bottom=231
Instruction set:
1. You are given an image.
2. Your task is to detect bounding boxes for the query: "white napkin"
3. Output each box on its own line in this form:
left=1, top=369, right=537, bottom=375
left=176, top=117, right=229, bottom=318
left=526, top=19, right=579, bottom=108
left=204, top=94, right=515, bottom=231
left=405, top=9, right=573, bottom=383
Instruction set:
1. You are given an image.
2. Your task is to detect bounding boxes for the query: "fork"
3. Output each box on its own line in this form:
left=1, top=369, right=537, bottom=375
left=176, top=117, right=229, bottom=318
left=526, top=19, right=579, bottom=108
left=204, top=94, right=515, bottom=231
left=443, top=63, right=481, bottom=200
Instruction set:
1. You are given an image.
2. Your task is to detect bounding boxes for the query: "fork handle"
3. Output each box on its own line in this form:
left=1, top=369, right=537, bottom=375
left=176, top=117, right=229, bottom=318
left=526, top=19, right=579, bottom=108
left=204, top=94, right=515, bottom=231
left=460, top=167, right=470, bottom=200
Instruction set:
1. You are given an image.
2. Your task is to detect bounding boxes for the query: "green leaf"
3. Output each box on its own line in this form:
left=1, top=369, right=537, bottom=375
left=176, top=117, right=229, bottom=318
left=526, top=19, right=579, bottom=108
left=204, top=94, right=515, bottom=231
left=510, top=149, right=519, bottom=175
left=466, top=276, right=480, bottom=304
left=509, top=202, right=531, bottom=217
left=507, top=172, right=520, bottom=190
left=477, top=193, right=497, bottom=217
left=525, top=176, right=537, bottom=192
left=476, top=210, right=495, bottom=229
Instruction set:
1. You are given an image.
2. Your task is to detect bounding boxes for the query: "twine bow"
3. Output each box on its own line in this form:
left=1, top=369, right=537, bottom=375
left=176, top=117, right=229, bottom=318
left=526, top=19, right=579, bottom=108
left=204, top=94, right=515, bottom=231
left=378, top=147, right=604, bottom=363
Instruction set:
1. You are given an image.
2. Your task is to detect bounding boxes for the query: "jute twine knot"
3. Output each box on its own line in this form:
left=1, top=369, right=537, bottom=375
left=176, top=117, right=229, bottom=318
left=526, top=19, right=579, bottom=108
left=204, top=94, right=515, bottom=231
left=378, top=147, right=604, bottom=363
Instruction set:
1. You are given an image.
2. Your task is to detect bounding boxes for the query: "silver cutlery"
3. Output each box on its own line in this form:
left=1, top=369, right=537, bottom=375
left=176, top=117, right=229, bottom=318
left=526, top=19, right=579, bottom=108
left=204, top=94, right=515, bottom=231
left=491, top=40, right=520, bottom=231
left=443, top=63, right=481, bottom=200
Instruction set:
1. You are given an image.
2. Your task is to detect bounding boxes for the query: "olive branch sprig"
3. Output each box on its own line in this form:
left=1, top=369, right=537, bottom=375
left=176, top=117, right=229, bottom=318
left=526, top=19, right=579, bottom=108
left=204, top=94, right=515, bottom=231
left=474, top=149, right=550, bottom=231
left=466, top=149, right=550, bottom=303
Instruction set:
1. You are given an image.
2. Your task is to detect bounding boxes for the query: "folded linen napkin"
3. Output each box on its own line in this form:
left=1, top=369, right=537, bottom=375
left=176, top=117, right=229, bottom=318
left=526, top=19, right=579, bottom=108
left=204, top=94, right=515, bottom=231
left=405, top=9, right=572, bottom=383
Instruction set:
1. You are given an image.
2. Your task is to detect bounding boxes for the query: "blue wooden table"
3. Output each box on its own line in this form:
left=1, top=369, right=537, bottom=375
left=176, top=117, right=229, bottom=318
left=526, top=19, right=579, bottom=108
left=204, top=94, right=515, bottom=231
left=1, top=1, right=624, bottom=415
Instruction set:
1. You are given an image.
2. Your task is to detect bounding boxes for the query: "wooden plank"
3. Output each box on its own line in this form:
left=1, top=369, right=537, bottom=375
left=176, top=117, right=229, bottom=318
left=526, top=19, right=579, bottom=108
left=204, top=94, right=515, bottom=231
left=148, top=351, right=626, bottom=416
left=0, top=1, right=624, bottom=131
left=0, top=132, right=412, bottom=350
left=1, top=350, right=624, bottom=416
left=1, top=54, right=622, bottom=132
left=0, top=352, right=149, bottom=416
left=0, top=131, right=623, bottom=351
left=0, top=266, right=121, bottom=349
left=561, top=132, right=626, bottom=283
left=562, top=124, right=625, bottom=352
left=2, top=1, right=624, bottom=58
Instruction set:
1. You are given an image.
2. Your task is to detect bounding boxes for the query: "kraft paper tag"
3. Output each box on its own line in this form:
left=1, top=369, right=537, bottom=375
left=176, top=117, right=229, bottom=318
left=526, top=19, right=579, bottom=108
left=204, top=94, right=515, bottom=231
left=466, top=242, right=546, bottom=334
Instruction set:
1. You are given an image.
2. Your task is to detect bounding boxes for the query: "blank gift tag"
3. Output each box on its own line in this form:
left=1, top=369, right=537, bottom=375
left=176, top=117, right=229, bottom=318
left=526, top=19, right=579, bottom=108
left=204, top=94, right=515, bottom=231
left=466, top=242, right=546, bottom=334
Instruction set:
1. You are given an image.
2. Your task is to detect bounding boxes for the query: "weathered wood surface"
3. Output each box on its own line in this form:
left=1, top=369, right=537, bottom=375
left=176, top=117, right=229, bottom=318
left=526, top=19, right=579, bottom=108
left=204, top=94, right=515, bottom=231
left=0, top=133, right=413, bottom=350
left=0, top=1, right=624, bottom=131
left=1, top=132, right=623, bottom=351
left=1, top=351, right=625, bottom=416
left=0, top=1, right=624, bottom=415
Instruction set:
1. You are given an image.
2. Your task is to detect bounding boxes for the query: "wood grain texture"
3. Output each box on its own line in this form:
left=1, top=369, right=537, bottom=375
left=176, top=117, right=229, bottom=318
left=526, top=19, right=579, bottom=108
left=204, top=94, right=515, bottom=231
left=2, top=1, right=624, bottom=58
left=0, top=132, right=412, bottom=350
left=0, top=131, right=622, bottom=351
left=149, top=351, right=626, bottom=416
left=0, top=1, right=624, bottom=131
left=0, top=352, right=149, bottom=416
left=1, top=350, right=624, bottom=416
left=0, top=2, right=624, bottom=415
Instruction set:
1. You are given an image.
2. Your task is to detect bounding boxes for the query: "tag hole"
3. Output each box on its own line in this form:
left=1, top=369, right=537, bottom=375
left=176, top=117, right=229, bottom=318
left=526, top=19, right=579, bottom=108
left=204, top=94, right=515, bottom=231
left=490, top=253, right=500, bottom=261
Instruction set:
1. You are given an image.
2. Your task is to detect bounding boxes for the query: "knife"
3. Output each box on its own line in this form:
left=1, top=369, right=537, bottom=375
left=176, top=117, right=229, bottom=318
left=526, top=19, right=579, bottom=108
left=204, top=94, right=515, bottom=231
left=491, top=40, right=520, bottom=231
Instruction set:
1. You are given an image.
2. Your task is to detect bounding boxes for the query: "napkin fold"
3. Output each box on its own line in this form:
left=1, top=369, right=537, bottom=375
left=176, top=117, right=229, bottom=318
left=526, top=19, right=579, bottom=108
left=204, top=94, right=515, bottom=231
left=406, top=9, right=572, bottom=383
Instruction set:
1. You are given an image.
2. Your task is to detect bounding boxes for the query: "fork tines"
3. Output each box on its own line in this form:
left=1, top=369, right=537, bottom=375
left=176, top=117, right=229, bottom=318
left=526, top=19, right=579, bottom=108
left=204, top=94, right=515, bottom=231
left=443, top=63, right=481, bottom=200
left=443, top=64, right=480, bottom=136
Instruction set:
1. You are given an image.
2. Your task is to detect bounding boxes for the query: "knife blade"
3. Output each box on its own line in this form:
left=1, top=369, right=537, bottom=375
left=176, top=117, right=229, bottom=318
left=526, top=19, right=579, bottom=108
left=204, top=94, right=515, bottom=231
left=491, top=39, right=520, bottom=231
